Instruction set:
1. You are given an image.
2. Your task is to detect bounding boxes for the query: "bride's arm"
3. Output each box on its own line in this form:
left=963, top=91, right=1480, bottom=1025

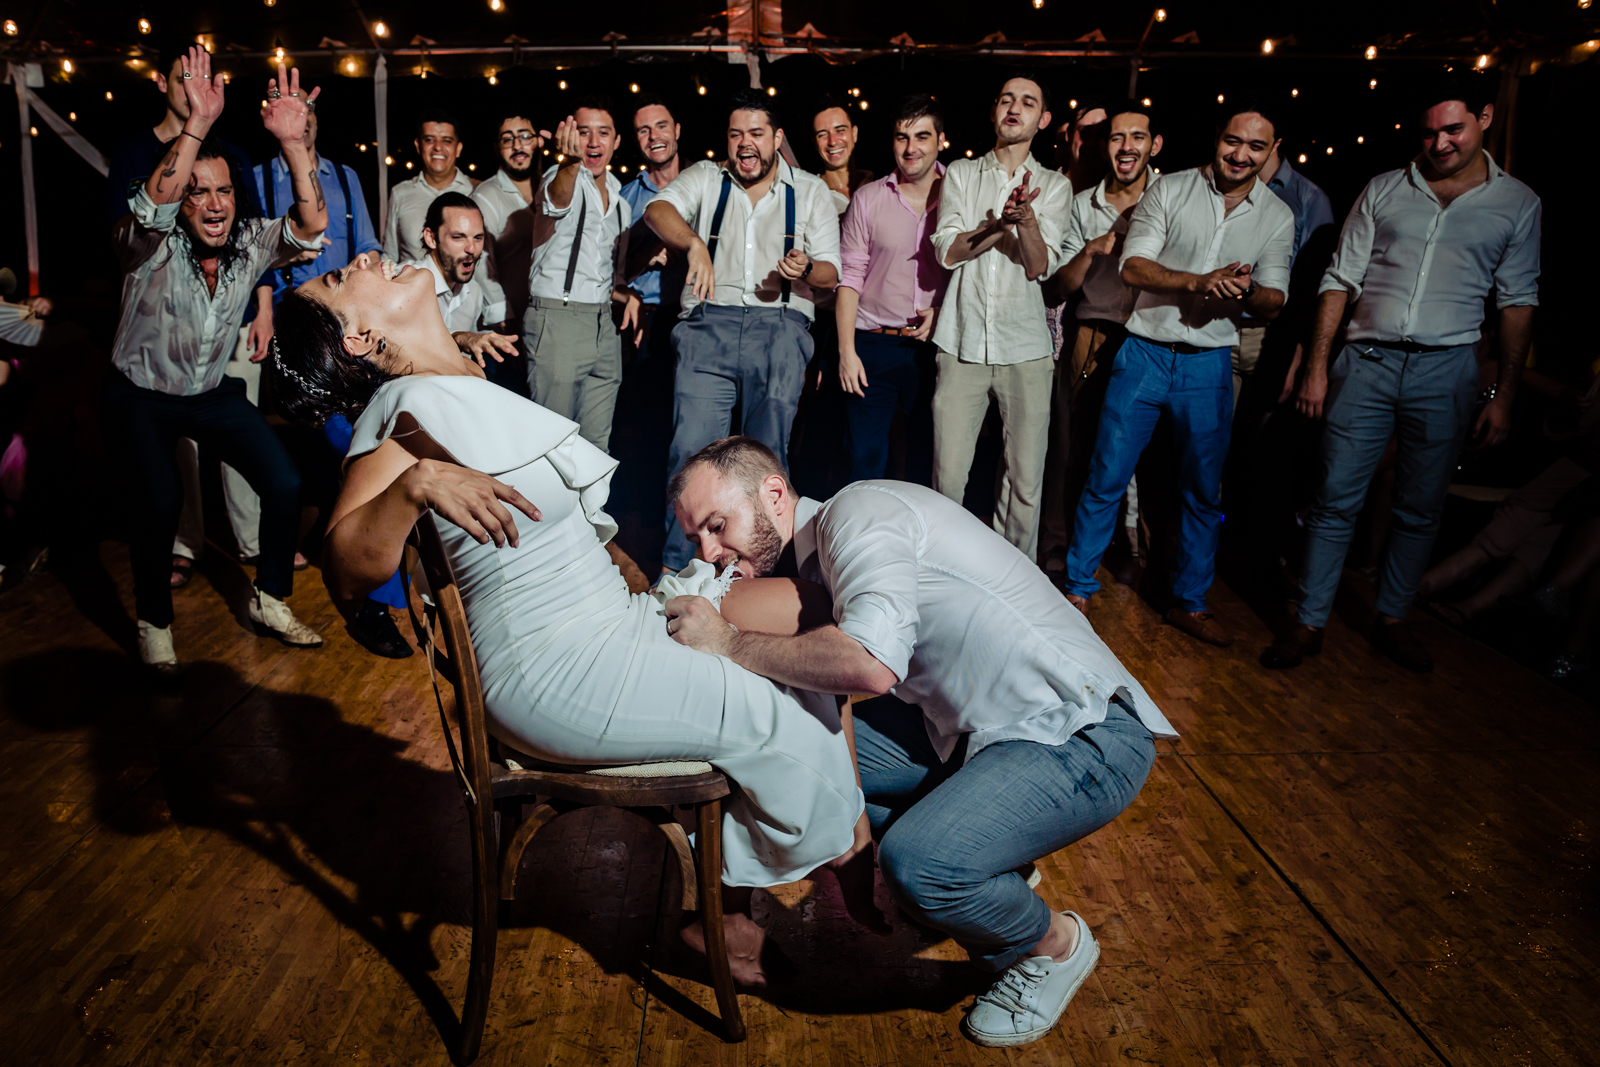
left=324, top=429, right=541, bottom=602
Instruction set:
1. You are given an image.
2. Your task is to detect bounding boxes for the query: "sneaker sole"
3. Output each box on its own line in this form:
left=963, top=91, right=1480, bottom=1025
left=960, top=935, right=1101, bottom=1048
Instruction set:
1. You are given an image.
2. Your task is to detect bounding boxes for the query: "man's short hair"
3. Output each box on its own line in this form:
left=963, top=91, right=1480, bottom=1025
left=416, top=107, right=461, bottom=141
left=495, top=110, right=538, bottom=134
left=667, top=436, right=794, bottom=505
left=996, top=72, right=1050, bottom=115
left=153, top=36, right=194, bottom=78
left=632, top=92, right=675, bottom=127
left=810, top=95, right=852, bottom=124
left=728, top=87, right=780, bottom=131
left=1217, top=99, right=1279, bottom=142
left=1068, top=96, right=1111, bottom=130
left=572, top=94, right=618, bottom=129
left=422, top=191, right=481, bottom=237
left=892, top=93, right=945, bottom=137
left=1108, top=101, right=1159, bottom=139
left=1417, top=71, right=1498, bottom=118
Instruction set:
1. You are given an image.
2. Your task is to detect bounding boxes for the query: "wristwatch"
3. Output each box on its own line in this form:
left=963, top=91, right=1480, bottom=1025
left=1238, top=281, right=1257, bottom=301
left=799, top=258, right=815, bottom=281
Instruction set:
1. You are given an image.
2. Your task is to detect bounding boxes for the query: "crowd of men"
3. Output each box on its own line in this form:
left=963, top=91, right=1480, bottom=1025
left=75, top=36, right=1540, bottom=682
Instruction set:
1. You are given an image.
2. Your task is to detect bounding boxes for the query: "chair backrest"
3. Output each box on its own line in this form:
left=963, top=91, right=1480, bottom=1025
left=407, top=516, right=496, bottom=810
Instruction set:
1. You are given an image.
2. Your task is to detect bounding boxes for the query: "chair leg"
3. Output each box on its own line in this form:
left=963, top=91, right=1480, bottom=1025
left=459, top=796, right=501, bottom=1064
left=499, top=802, right=559, bottom=902
left=696, top=799, right=746, bottom=1043
left=646, top=808, right=698, bottom=912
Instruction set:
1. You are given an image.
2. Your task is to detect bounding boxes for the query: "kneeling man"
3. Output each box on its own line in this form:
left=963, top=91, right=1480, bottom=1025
left=665, top=437, right=1176, bottom=1048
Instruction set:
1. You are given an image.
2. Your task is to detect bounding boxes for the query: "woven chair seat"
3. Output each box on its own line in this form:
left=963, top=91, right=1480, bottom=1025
left=500, top=750, right=715, bottom=779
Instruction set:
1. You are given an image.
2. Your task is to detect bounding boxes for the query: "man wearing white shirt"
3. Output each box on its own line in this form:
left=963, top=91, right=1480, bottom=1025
left=1061, top=103, right=1292, bottom=647
left=664, top=436, right=1176, bottom=1049
left=1038, top=103, right=1162, bottom=570
left=931, top=74, right=1073, bottom=560
left=473, top=110, right=553, bottom=404
left=525, top=99, right=640, bottom=452
left=644, top=89, right=842, bottom=572
left=382, top=108, right=475, bottom=264
left=406, top=191, right=516, bottom=367
left=1268, top=75, right=1541, bottom=672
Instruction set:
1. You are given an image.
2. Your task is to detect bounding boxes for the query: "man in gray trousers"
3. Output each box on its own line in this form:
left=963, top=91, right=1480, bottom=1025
left=644, top=88, right=841, bottom=573
left=1266, top=72, right=1541, bottom=672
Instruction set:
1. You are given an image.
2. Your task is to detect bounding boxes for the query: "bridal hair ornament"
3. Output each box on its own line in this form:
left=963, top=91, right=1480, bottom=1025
left=271, top=336, right=331, bottom=399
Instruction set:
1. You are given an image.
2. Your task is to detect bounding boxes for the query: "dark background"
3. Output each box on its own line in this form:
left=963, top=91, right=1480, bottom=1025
left=0, top=0, right=1593, bottom=378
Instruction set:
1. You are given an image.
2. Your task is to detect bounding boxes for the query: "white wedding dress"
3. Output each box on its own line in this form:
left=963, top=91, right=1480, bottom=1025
left=349, top=374, right=863, bottom=886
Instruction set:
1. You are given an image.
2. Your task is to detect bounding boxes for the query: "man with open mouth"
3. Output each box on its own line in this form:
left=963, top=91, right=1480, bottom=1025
left=644, top=88, right=843, bottom=576
left=103, top=48, right=330, bottom=677
left=382, top=107, right=475, bottom=264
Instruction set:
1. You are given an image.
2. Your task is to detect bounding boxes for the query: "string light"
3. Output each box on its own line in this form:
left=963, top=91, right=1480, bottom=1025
left=767, top=86, right=776, bottom=96
left=358, top=143, right=368, bottom=151
left=105, top=91, right=114, bottom=101
left=3, top=19, right=17, bottom=36
left=343, top=57, right=360, bottom=75
left=384, top=155, right=394, bottom=165
left=488, top=73, right=498, bottom=85
left=706, top=149, right=714, bottom=157
left=1291, top=88, right=1299, bottom=97
left=1395, top=123, right=1401, bottom=129
left=275, top=45, right=285, bottom=62
left=68, top=111, right=76, bottom=121
left=1370, top=79, right=1378, bottom=89
left=405, top=161, right=414, bottom=169
left=543, top=148, right=550, bottom=155
left=965, top=149, right=973, bottom=157
left=1297, top=154, right=1306, bottom=163
left=630, top=83, right=640, bottom=92
left=859, top=100, right=868, bottom=109
left=373, top=21, right=389, bottom=37
left=558, top=80, right=568, bottom=90
left=1141, top=97, right=1152, bottom=107
left=1476, top=54, right=1490, bottom=68
left=1261, top=39, right=1274, bottom=55
left=138, top=17, right=152, bottom=34
left=1216, top=94, right=1225, bottom=103
left=264, top=0, right=275, bottom=5
left=489, top=0, right=504, bottom=9
left=620, top=165, right=628, bottom=173
left=697, top=85, right=707, bottom=95
left=1357, top=136, right=1365, bottom=143
left=1033, top=0, right=1044, bottom=8
left=1364, top=45, right=1377, bottom=60
left=849, top=88, right=860, bottom=97
left=1155, top=8, right=1167, bottom=21
left=468, top=163, right=476, bottom=171
left=1582, top=0, right=1593, bottom=8
left=1325, top=146, right=1333, bottom=154
left=62, top=59, right=74, bottom=74
left=29, top=126, right=37, bottom=136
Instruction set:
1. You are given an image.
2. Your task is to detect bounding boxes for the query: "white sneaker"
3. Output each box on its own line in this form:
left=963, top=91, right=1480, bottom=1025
left=137, top=620, right=181, bottom=677
left=961, top=911, right=1099, bottom=1048
left=248, top=589, right=323, bottom=647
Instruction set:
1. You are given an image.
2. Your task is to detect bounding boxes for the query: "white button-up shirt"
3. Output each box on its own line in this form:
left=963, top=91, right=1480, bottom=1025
left=1060, top=175, right=1161, bottom=325
left=1320, top=153, right=1541, bottom=347
left=794, top=482, right=1177, bottom=763
left=382, top=169, right=476, bottom=264
left=1120, top=166, right=1294, bottom=349
left=529, top=164, right=630, bottom=305
left=930, top=151, right=1072, bottom=365
left=472, top=167, right=545, bottom=322
left=648, top=158, right=841, bottom=322
left=407, top=255, right=508, bottom=334
left=111, top=188, right=322, bottom=396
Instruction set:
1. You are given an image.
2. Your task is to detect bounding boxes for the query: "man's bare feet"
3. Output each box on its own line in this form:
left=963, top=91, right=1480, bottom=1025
left=680, top=911, right=774, bottom=987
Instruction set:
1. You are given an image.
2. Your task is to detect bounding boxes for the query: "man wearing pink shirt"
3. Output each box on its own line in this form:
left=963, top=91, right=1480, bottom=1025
left=835, top=94, right=950, bottom=484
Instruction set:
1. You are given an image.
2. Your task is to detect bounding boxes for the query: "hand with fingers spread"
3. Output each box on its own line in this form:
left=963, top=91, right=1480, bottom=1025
left=686, top=241, right=716, bottom=302
left=179, top=45, right=226, bottom=135
left=617, top=290, right=645, bottom=347
left=397, top=458, right=542, bottom=548
left=261, top=62, right=320, bottom=150
left=453, top=331, right=520, bottom=367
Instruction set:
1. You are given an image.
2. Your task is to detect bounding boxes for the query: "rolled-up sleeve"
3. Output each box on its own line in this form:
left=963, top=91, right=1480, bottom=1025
left=1493, top=197, right=1542, bottom=309
left=837, top=192, right=871, bottom=293
left=1034, top=174, right=1072, bottom=276
left=1060, top=197, right=1089, bottom=260
left=802, top=184, right=841, bottom=272
left=261, top=215, right=328, bottom=271
left=815, top=490, right=922, bottom=684
left=479, top=272, right=509, bottom=326
left=129, top=186, right=182, bottom=233
left=1118, top=178, right=1170, bottom=270
left=930, top=159, right=973, bottom=267
left=649, top=161, right=711, bottom=233
left=1319, top=179, right=1378, bottom=299
left=1250, top=209, right=1295, bottom=296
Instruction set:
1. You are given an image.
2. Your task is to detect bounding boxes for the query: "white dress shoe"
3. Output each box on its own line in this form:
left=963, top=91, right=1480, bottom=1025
left=137, top=620, right=181, bottom=677
left=962, top=911, right=1099, bottom=1048
left=248, top=589, right=323, bottom=647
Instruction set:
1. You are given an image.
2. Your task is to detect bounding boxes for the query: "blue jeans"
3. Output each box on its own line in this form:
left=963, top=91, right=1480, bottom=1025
left=661, top=304, right=813, bottom=570
left=842, top=330, right=936, bottom=485
left=854, top=696, right=1155, bottom=972
left=1297, top=341, right=1480, bottom=627
left=323, top=413, right=406, bottom=611
left=1063, top=334, right=1233, bottom=611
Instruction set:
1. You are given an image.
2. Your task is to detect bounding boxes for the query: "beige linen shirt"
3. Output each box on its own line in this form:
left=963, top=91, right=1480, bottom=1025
left=382, top=169, right=476, bottom=264
left=472, top=167, right=545, bottom=321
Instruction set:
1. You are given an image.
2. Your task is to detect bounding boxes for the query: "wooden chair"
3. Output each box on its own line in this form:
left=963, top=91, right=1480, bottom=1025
left=405, top=519, right=746, bottom=1064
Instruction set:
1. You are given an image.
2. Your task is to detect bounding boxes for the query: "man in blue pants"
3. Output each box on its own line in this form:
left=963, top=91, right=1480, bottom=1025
left=1266, top=73, right=1541, bottom=672
left=1061, top=101, right=1293, bottom=648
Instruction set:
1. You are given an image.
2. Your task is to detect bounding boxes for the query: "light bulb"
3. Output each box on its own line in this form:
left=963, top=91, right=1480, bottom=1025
left=1365, top=45, right=1377, bottom=60
left=68, top=111, right=76, bottom=121
left=373, top=21, right=389, bottom=37
left=1370, top=79, right=1378, bottom=89
left=767, top=86, right=776, bottom=96
left=29, top=126, right=37, bottom=136
left=1357, top=136, right=1365, bottom=144
left=358, top=143, right=367, bottom=151
left=2, top=19, right=16, bottom=35
left=706, top=149, right=714, bottom=157
left=275, top=47, right=284, bottom=61
left=406, top=161, right=414, bottom=169
left=1291, top=88, right=1299, bottom=97
left=138, top=17, right=151, bottom=34
left=1155, top=8, right=1167, bottom=21
left=965, top=149, right=973, bottom=157
left=1142, top=97, right=1152, bottom=107
left=1325, top=146, right=1333, bottom=155
left=1216, top=94, right=1224, bottom=103
left=1033, top=0, right=1044, bottom=8
left=469, top=163, right=476, bottom=171
left=697, top=85, right=706, bottom=95
left=62, top=59, right=74, bottom=74
left=1476, top=54, right=1490, bottom=69
left=490, top=0, right=504, bottom=9
left=559, top=80, right=567, bottom=90
left=859, top=100, right=868, bottom=109
left=1068, top=99, right=1078, bottom=109
left=488, top=74, right=498, bottom=85
left=1298, top=153, right=1306, bottom=163
left=630, top=83, right=640, bottom=93
left=1261, top=39, right=1274, bottom=54
left=105, top=91, right=114, bottom=101
left=384, top=155, right=394, bottom=165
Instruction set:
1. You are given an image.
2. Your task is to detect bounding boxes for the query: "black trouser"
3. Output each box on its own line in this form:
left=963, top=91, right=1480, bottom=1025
left=105, top=370, right=301, bottom=628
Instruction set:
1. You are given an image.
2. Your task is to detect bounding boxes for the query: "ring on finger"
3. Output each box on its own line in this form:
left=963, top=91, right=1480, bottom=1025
left=182, top=71, right=193, bottom=80
left=269, top=89, right=282, bottom=99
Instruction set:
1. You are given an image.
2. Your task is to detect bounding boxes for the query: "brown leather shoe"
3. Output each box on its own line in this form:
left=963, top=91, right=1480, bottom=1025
left=1163, top=607, right=1233, bottom=647
left=1260, top=623, right=1323, bottom=669
left=1370, top=620, right=1433, bottom=672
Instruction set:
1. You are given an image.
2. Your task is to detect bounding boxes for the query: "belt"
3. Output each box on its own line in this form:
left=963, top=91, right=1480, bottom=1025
left=1369, top=340, right=1460, bottom=354
left=1146, top=339, right=1206, bottom=355
left=863, top=325, right=918, bottom=336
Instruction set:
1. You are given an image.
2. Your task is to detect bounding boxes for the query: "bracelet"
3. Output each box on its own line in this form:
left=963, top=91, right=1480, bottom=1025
left=800, top=258, right=815, bottom=281
left=180, top=131, right=204, bottom=144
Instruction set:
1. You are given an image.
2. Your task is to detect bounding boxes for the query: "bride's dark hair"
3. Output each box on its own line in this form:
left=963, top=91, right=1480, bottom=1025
left=270, top=290, right=400, bottom=426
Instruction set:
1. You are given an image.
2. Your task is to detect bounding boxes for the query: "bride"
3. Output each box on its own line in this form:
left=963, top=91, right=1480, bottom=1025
left=270, top=252, right=873, bottom=983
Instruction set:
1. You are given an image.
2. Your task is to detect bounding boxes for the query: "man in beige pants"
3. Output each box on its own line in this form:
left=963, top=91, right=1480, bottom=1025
left=930, top=74, right=1071, bottom=558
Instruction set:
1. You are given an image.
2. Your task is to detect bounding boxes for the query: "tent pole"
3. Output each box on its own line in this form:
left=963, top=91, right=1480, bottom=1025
left=375, top=52, right=388, bottom=244
left=11, top=66, right=40, bottom=296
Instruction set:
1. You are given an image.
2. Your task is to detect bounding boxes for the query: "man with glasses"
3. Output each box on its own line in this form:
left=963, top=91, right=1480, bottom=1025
left=474, top=112, right=551, bottom=395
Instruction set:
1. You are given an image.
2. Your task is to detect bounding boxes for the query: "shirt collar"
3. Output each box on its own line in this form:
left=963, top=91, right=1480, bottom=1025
left=885, top=159, right=946, bottom=192
left=1201, top=165, right=1261, bottom=206
left=631, top=170, right=663, bottom=194
left=979, top=150, right=1040, bottom=176
left=1405, top=150, right=1503, bottom=205
left=792, top=495, right=823, bottom=573
left=1266, top=159, right=1297, bottom=190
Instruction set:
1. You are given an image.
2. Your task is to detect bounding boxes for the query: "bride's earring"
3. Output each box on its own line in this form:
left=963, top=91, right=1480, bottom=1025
left=376, top=336, right=388, bottom=354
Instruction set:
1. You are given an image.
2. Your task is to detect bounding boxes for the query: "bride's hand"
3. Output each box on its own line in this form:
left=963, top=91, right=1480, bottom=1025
left=399, top=459, right=541, bottom=548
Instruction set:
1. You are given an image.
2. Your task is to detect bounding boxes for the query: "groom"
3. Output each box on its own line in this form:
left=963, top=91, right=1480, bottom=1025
left=662, top=436, right=1176, bottom=1048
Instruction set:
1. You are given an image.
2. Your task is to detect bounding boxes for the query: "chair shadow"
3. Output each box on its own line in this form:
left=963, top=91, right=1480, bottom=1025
left=2, top=647, right=980, bottom=1059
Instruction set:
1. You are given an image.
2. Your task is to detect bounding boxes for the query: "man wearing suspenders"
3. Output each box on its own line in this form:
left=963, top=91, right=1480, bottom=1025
left=524, top=97, right=641, bottom=452
left=644, top=89, right=843, bottom=573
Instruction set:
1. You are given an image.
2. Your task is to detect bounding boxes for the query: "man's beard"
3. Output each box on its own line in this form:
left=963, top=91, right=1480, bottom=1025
left=733, top=149, right=778, bottom=188
left=442, top=250, right=476, bottom=286
left=732, top=506, right=784, bottom=577
left=503, top=158, right=534, bottom=182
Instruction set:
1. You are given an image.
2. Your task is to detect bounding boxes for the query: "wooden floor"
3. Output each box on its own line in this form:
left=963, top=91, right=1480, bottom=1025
left=0, top=541, right=1594, bottom=1066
